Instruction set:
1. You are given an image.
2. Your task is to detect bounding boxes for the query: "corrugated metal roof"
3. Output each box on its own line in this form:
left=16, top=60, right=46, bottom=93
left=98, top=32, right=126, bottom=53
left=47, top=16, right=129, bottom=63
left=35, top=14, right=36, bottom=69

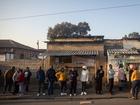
left=0, top=40, right=35, bottom=50
left=107, top=49, right=139, bottom=55
left=46, top=50, right=98, bottom=56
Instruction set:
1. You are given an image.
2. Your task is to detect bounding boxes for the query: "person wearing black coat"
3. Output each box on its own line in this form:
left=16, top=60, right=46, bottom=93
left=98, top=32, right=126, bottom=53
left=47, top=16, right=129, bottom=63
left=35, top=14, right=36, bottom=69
left=95, top=65, right=104, bottom=94
left=46, top=66, right=56, bottom=95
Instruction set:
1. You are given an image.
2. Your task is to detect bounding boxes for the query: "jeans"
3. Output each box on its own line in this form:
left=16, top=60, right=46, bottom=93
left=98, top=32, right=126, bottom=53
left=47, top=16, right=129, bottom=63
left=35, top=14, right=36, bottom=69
left=38, top=80, right=45, bottom=94
left=60, top=81, right=67, bottom=93
left=4, top=78, right=13, bottom=93
left=109, top=78, right=114, bottom=94
left=81, top=82, right=87, bottom=92
left=13, top=81, right=19, bottom=94
left=19, top=82, right=24, bottom=94
left=70, top=80, right=77, bottom=94
left=48, top=80, right=54, bottom=95
left=131, top=80, right=140, bottom=98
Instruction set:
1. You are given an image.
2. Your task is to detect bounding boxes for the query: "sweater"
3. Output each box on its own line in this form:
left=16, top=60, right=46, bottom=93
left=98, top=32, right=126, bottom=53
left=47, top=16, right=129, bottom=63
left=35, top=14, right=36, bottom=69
left=131, top=70, right=140, bottom=81
left=55, top=71, right=67, bottom=81
left=80, top=69, right=89, bottom=82
left=108, top=69, right=115, bottom=79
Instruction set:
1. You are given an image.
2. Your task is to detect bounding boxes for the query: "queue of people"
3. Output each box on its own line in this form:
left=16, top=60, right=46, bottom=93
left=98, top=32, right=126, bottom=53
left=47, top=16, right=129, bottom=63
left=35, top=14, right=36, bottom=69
left=0, top=66, right=32, bottom=96
left=0, top=64, right=140, bottom=100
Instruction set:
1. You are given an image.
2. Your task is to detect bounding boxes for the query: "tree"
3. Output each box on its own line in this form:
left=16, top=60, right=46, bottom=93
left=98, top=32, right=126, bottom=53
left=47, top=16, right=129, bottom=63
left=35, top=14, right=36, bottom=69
left=77, top=22, right=90, bottom=36
left=47, top=22, right=91, bottom=39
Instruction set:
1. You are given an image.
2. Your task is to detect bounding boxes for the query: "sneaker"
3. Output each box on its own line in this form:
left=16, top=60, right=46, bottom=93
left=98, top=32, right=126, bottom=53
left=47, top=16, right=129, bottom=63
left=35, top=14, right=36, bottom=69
left=60, top=93, right=64, bottom=96
left=129, top=96, right=136, bottom=100
left=81, top=92, right=84, bottom=96
left=42, top=93, right=46, bottom=96
left=69, top=94, right=72, bottom=96
left=84, top=92, right=87, bottom=95
left=37, top=93, right=40, bottom=96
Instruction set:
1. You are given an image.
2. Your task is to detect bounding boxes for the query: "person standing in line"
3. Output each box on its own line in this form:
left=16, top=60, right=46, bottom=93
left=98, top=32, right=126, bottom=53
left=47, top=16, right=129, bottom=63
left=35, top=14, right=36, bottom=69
left=55, top=68, right=67, bottom=96
left=129, top=64, right=134, bottom=88
left=12, top=69, right=20, bottom=95
left=69, top=67, right=78, bottom=96
left=117, top=64, right=126, bottom=91
left=36, top=66, right=45, bottom=96
left=46, top=66, right=56, bottom=96
left=0, top=69, right=4, bottom=93
left=17, top=69, right=25, bottom=96
left=108, top=64, right=115, bottom=95
left=24, top=67, right=32, bottom=92
left=80, top=66, right=89, bottom=96
left=95, top=65, right=104, bottom=94
left=130, top=64, right=140, bottom=100
left=3, top=66, right=15, bottom=94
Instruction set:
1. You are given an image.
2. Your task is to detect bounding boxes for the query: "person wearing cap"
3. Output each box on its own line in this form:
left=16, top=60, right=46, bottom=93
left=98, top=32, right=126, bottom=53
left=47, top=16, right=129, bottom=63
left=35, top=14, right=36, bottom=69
left=80, top=66, right=89, bottom=95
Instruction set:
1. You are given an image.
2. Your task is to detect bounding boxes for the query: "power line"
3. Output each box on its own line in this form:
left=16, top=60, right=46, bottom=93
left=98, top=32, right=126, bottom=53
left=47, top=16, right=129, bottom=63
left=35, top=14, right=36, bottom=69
left=0, top=3, right=140, bottom=21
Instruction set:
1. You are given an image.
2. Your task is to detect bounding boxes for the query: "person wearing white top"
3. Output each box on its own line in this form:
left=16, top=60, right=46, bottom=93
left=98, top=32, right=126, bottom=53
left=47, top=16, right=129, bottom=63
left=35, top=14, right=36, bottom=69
left=12, top=70, right=20, bottom=94
left=118, top=64, right=126, bottom=91
left=108, top=64, right=115, bottom=95
left=80, top=66, right=89, bottom=95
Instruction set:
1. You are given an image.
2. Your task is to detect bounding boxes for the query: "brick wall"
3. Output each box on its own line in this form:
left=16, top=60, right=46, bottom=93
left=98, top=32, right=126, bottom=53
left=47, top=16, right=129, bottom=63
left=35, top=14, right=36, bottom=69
left=0, top=59, right=48, bottom=71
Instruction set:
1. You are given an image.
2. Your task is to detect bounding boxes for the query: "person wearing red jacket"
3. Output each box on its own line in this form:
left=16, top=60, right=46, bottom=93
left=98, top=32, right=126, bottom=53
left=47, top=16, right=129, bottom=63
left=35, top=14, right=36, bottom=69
left=18, top=69, right=25, bottom=96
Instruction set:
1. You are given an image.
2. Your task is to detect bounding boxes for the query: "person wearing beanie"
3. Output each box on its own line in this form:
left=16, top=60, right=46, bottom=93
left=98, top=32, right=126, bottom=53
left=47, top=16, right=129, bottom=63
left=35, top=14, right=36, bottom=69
left=80, top=66, right=89, bottom=95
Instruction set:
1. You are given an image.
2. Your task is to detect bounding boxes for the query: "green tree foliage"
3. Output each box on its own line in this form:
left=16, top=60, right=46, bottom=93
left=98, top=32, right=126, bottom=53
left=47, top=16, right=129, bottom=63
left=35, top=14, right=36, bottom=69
left=78, top=22, right=90, bottom=36
left=47, top=22, right=90, bottom=39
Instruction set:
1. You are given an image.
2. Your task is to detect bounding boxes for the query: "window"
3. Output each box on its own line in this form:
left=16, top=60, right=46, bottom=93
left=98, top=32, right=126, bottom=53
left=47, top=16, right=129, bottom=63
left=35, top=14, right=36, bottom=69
left=59, top=56, right=72, bottom=63
left=20, top=54, right=24, bottom=59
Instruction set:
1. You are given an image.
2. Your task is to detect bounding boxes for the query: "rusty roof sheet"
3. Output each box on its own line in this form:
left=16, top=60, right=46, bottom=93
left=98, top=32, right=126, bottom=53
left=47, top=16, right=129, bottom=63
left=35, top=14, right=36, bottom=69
left=107, top=49, right=139, bottom=55
left=46, top=50, right=98, bottom=56
left=0, top=40, right=35, bottom=50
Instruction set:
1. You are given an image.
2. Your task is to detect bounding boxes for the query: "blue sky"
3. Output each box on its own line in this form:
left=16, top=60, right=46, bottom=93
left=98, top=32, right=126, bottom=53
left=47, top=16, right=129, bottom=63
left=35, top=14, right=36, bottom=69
left=0, top=0, right=140, bottom=49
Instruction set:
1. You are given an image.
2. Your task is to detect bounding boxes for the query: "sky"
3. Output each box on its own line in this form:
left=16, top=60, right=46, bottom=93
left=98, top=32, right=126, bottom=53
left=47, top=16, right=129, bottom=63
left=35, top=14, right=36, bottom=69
left=0, top=0, right=140, bottom=49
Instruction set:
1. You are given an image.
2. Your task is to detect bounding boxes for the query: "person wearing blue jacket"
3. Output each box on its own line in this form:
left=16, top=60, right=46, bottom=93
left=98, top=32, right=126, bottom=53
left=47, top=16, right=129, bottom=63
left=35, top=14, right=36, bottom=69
left=36, top=66, right=45, bottom=96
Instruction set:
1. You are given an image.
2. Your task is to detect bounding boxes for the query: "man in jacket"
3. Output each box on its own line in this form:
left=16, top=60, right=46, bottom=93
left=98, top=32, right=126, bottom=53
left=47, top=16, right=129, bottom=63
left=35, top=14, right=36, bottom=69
left=46, top=66, right=56, bottom=95
left=36, top=66, right=45, bottom=96
left=95, top=65, right=104, bottom=94
left=3, top=66, right=15, bottom=94
left=24, top=67, right=32, bottom=92
left=69, top=68, right=78, bottom=96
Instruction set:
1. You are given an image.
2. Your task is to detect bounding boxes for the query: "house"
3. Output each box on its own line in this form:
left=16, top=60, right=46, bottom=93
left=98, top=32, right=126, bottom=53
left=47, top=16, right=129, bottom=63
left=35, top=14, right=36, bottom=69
left=0, top=40, right=39, bottom=61
left=45, top=36, right=107, bottom=81
left=107, top=48, right=140, bottom=82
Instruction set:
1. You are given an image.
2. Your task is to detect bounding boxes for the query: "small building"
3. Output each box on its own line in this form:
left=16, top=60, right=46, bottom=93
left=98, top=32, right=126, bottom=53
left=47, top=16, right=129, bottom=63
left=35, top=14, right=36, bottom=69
left=45, top=36, right=107, bottom=81
left=0, top=40, right=39, bottom=61
left=107, top=48, right=140, bottom=82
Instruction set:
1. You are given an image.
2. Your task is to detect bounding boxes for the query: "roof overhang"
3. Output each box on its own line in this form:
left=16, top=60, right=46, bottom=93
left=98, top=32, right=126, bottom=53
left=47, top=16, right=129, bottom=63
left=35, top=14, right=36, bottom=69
left=46, top=50, right=98, bottom=56
left=107, top=49, right=139, bottom=55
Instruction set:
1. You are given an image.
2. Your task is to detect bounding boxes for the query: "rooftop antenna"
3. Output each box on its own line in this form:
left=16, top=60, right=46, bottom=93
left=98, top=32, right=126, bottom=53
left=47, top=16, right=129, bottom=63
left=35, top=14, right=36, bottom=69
left=37, top=40, right=39, bottom=49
